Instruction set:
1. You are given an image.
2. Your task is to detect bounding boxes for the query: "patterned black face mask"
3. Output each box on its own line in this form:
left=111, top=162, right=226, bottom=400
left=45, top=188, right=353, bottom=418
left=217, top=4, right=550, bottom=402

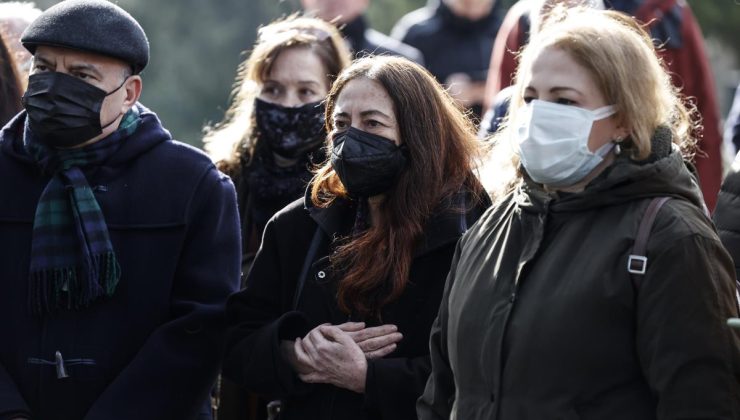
left=331, top=127, right=408, bottom=198
left=254, top=98, right=326, bottom=159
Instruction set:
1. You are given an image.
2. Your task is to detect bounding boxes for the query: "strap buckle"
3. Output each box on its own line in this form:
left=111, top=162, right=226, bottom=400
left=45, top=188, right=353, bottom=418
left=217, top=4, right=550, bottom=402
left=627, top=255, right=647, bottom=275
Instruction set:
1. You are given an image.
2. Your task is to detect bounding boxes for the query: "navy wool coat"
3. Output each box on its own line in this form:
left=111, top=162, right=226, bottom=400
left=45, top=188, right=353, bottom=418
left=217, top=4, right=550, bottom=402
left=0, top=105, right=241, bottom=420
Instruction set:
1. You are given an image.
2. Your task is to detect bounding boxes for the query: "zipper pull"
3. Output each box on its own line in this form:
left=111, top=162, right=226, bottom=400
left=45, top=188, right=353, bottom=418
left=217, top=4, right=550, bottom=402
left=55, top=351, right=69, bottom=379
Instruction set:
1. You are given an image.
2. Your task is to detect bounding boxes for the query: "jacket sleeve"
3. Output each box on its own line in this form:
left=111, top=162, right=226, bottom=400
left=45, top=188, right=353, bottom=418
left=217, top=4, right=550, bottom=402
left=636, top=229, right=740, bottom=419
left=416, top=241, right=462, bottom=420
left=713, top=170, right=740, bottom=281
left=0, top=363, right=30, bottom=420
left=83, top=168, right=242, bottom=420
left=363, top=355, right=431, bottom=419
left=223, top=214, right=313, bottom=397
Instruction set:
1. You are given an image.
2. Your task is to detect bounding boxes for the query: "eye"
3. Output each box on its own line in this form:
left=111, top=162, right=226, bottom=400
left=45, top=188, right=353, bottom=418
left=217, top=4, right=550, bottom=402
left=260, top=84, right=281, bottom=98
left=556, top=98, right=576, bottom=106
left=299, top=88, right=317, bottom=97
left=367, top=119, right=382, bottom=128
left=32, top=63, right=50, bottom=73
left=73, top=72, right=93, bottom=81
left=522, top=96, right=535, bottom=104
left=333, top=120, right=349, bottom=131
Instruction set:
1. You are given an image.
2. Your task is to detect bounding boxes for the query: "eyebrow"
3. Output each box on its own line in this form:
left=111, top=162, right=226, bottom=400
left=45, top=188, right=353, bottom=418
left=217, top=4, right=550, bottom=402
left=334, top=109, right=392, bottom=119
left=33, top=55, right=53, bottom=67
left=525, top=85, right=583, bottom=95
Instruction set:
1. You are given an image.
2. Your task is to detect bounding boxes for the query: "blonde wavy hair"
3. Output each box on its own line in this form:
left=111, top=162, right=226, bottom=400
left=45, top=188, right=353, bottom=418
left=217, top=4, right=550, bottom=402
left=203, top=15, right=351, bottom=178
left=483, top=8, right=698, bottom=200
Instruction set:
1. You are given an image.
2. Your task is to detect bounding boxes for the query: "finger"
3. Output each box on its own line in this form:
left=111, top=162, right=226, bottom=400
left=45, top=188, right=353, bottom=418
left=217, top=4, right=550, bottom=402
left=302, top=332, right=323, bottom=362
left=351, top=324, right=398, bottom=343
left=294, top=338, right=315, bottom=372
left=357, top=332, right=403, bottom=353
left=318, top=325, right=353, bottom=345
left=365, top=343, right=397, bottom=360
left=299, top=372, right=324, bottom=383
left=336, top=322, right=366, bottom=332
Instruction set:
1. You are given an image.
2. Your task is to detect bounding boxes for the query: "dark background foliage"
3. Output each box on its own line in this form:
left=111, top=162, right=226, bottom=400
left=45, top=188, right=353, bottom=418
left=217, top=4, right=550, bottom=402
left=13, top=0, right=739, bottom=147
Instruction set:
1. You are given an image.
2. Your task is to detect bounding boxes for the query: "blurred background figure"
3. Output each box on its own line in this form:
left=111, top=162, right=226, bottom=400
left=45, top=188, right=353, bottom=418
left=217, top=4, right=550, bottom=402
left=301, top=0, right=423, bottom=63
left=0, top=34, right=22, bottom=126
left=204, top=15, right=351, bottom=420
left=483, top=0, right=724, bottom=211
left=723, top=83, right=740, bottom=161
left=391, top=0, right=504, bottom=119
left=0, top=1, right=42, bottom=86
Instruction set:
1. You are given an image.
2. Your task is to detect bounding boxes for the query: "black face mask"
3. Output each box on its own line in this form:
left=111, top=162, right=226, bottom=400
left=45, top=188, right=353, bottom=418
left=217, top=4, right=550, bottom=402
left=255, top=98, right=326, bottom=159
left=22, top=72, right=125, bottom=148
left=331, top=127, right=408, bottom=197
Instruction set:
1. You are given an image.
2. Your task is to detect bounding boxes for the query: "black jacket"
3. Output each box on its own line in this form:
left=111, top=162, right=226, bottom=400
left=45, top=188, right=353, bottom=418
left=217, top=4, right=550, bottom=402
left=391, top=0, right=502, bottom=84
left=225, top=188, right=489, bottom=420
left=714, top=164, right=740, bottom=281
left=419, top=131, right=740, bottom=419
left=342, top=15, right=423, bottom=64
left=0, top=106, right=241, bottom=420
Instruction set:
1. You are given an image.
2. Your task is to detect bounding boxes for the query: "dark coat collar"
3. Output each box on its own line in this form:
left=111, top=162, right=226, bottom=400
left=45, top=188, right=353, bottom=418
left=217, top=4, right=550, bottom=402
left=303, top=186, right=490, bottom=257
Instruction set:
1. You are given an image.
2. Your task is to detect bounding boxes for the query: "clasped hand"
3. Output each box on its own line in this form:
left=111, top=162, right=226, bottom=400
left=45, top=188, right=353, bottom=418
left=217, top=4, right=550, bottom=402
left=281, top=322, right=403, bottom=393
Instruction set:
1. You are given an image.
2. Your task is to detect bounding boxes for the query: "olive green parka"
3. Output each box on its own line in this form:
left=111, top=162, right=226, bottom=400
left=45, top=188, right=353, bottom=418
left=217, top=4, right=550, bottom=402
left=418, top=131, right=740, bottom=420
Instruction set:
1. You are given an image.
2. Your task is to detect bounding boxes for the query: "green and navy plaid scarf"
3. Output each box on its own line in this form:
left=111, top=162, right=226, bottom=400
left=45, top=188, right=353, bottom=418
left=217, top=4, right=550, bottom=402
left=25, top=109, right=140, bottom=314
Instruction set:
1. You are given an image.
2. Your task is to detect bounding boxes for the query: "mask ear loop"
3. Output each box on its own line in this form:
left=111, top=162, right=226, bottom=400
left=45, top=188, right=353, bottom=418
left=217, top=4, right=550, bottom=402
left=100, top=76, right=131, bottom=130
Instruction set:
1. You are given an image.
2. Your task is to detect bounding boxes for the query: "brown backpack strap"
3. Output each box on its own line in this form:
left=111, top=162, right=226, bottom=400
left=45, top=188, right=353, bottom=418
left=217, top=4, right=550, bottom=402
left=628, top=197, right=671, bottom=285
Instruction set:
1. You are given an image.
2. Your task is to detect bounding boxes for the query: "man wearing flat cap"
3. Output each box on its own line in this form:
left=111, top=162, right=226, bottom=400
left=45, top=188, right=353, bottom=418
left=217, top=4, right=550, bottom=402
left=0, top=1, right=241, bottom=419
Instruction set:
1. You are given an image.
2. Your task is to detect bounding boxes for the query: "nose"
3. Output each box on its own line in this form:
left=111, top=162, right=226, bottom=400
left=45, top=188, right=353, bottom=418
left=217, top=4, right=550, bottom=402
left=278, top=91, right=304, bottom=108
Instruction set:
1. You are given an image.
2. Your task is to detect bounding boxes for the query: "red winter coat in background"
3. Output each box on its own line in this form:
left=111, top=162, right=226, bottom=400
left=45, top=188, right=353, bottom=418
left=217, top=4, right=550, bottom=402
left=484, top=0, right=723, bottom=211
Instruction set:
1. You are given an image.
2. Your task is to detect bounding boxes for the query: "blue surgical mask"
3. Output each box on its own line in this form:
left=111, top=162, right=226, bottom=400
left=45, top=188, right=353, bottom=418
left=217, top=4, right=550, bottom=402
left=517, top=99, right=617, bottom=187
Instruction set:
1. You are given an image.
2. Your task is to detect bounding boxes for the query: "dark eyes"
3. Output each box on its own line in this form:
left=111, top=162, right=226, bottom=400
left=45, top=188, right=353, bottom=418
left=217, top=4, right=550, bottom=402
left=522, top=96, right=576, bottom=106
left=556, top=98, right=576, bottom=105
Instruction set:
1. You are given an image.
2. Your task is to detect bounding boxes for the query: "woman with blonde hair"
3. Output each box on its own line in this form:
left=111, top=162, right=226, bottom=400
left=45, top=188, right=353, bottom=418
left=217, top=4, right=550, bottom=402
left=419, top=8, right=740, bottom=420
left=224, top=55, right=490, bottom=419
left=204, top=15, right=351, bottom=272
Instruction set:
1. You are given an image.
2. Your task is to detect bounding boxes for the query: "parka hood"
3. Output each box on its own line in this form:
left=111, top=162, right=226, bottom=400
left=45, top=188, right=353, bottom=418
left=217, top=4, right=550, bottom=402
left=518, top=126, right=706, bottom=214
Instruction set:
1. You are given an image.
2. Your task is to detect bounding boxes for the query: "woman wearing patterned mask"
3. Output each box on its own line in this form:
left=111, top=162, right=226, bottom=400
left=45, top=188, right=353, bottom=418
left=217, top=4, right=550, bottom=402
left=224, top=56, right=490, bottom=420
left=419, top=8, right=740, bottom=420
left=205, top=16, right=350, bottom=420
left=205, top=16, right=351, bottom=274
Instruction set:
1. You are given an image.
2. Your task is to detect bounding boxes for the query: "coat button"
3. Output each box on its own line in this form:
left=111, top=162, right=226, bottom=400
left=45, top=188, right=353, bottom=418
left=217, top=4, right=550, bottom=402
left=317, top=271, right=326, bottom=279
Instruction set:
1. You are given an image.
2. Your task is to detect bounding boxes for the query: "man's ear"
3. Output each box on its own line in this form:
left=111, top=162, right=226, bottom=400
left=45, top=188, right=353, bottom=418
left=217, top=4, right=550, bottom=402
left=120, top=75, right=142, bottom=112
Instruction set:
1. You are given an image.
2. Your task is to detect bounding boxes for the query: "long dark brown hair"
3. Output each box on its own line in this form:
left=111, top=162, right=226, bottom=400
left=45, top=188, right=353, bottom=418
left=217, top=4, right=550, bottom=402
left=0, top=36, right=22, bottom=126
left=311, top=56, right=485, bottom=318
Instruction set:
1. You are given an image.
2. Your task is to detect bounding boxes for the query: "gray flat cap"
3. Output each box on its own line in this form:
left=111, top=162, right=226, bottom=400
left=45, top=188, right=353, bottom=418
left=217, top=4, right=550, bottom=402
left=21, top=0, right=149, bottom=73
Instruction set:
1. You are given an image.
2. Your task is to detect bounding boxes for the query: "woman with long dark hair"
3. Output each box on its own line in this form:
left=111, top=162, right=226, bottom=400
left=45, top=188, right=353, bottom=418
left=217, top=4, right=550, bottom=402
left=224, top=56, right=490, bottom=419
